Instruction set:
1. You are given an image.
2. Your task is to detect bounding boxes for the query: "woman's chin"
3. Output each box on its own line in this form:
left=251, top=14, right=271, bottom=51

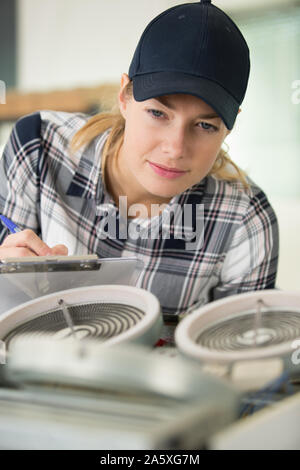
left=144, top=186, right=182, bottom=202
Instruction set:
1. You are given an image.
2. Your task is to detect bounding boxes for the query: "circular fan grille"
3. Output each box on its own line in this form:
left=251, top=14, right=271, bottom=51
left=3, top=301, right=145, bottom=349
left=196, top=309, right=300, bottom=352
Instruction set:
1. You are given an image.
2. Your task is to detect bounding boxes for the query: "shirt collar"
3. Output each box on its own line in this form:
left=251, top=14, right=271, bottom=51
left=66, top=129, right=110, bottom=200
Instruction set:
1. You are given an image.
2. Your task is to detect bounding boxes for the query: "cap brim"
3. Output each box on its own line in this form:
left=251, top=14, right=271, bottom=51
left=132, top=71, right=239, bottom=130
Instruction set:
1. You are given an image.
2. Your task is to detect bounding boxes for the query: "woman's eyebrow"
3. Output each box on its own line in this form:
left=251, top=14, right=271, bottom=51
left=154, top=96, right=176, bottom=110
left=195, top=113, right=221, bottom=120
left=153, top=97, right=220, bottom=120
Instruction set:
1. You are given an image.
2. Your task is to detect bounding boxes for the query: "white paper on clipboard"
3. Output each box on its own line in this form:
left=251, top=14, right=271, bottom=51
left=0, top=256, right=144, bottom=316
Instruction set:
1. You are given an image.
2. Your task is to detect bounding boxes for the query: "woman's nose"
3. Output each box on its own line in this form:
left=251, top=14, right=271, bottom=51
left=161, top=126, right=187, bottom=158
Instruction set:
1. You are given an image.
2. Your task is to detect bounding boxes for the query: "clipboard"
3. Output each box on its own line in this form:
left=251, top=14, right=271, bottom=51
left=0, top=255, right=144, bottom=316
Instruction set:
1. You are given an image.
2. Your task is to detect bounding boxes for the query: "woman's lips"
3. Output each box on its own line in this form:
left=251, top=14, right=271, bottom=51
left=148, top=161, right=187, bottom=179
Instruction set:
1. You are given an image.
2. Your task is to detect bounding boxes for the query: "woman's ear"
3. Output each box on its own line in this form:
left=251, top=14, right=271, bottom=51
left=118, top=73, right=131, bottom=118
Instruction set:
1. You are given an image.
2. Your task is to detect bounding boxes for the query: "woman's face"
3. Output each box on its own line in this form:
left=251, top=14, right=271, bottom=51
left=116, top=74, right=230, bottom=207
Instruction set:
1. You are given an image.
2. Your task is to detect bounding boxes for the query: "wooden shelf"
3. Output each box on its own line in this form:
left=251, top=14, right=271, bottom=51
left=0, top=83, right=120, bottom=121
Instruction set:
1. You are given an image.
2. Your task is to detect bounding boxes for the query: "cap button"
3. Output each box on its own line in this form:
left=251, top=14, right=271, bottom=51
left=200, top=0, right=211, bottom=3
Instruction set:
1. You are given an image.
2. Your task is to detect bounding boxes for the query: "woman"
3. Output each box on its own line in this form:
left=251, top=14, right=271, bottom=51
left=0, top=0, right=278, bottom=317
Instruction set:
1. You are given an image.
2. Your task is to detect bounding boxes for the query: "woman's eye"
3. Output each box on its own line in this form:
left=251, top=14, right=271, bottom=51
left=197, top=122, right=217, bottom=132
left=147, top=109, right=165, bottom=119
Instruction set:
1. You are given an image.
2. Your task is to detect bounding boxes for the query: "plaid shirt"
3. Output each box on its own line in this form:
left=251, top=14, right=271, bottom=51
left=0, top=111, right=279, bottom=317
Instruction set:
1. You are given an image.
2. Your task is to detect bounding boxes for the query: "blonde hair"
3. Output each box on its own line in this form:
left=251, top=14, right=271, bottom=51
left=70, top=82, right=249, bottom=189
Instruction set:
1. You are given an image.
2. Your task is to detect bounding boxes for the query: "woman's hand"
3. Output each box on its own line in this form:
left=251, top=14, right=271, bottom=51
left=0, top=229, right=68, bottom=259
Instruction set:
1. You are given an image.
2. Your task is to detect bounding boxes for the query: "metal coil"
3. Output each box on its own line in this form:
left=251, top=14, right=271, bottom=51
left=4, top=302, right=145, bottom=348
left=196, top=310, right=300, bottom=351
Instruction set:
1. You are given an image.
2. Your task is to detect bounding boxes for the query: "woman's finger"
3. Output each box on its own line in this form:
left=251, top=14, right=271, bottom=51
left=50, top=244, right=69, bottom=256
left=0, top=246, right=38, bottom=259
left=1, top=229, right=52, bottom=256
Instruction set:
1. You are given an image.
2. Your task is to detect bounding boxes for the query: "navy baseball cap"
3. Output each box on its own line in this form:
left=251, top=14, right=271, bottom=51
left=128, top=0, right=250, bottom=130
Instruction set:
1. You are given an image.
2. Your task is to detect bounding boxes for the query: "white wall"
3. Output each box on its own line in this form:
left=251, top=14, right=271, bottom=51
left=17, top=0, right=179, bottom=92
left=272, top=200, right=300, bottom=291
left=216, top=0, right=295, bottom=9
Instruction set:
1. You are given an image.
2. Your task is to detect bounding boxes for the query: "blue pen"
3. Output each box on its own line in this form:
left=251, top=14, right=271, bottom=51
left=0, top=215, right=22, bottom=233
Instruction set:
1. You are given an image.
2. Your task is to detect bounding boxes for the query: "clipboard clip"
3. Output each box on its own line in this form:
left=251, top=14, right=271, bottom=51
left=0, top=255, right=101, bottom=273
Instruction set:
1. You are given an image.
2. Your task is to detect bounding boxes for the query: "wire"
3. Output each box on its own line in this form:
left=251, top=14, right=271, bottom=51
left=239, top=370, right=294, bottom=418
